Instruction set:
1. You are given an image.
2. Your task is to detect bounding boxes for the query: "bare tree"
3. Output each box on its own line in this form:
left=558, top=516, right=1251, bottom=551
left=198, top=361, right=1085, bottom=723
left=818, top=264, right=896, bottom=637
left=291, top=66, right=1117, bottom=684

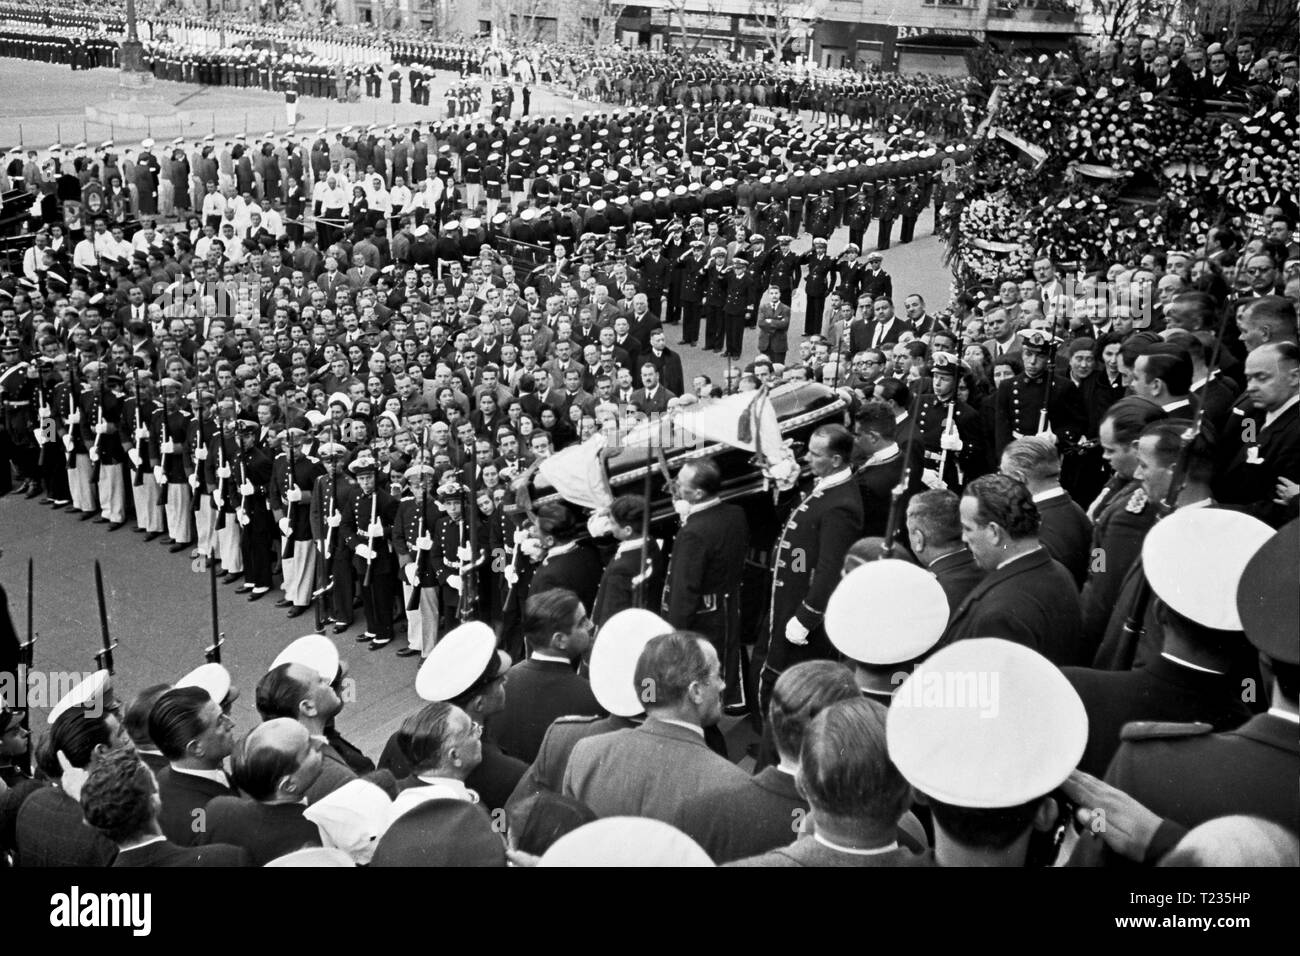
left=570, top=0, right=627, bottom=45
left=486, top=0, right=554, bottom=42
left=748, top=0, right=824, bottom=62
left=663, top=0, right=721, bottom=66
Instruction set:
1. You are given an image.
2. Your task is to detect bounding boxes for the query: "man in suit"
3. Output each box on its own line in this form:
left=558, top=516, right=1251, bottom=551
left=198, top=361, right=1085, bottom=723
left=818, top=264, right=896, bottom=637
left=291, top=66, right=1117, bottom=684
left=562, top=631, right=749, bottom=827
left=853, top=403, right=919, bottom=540
left=728, top=697, right=928, bottom=867
left=943, top=475, right=1086, bottom=665
left=315, top=254, right=348, bottom=306
left=851, top=296, right=905, bottom=355
left=905, top=489, right=985, bottom=622
left=639, top=327, right=685, bottom=398
left=149, top=685, right=237, bottom=845
left=1097, top=521, right=1297, bottom=852
left=999, top=436, right=1092, bottom=588
left=662, top=459, right=750, bottom=706
left=197, top=719, right=325, bottom=865
left=1141, top=53, right=1191, bottom=104
left=680, top=660, right=860, bottom=863
left=81, top=750, right=250, bottom=868
left=488, top=588, right=599, bottom=764
left=1215, top=343, right=1299, bottom=527
left=630, top=362, right=676, bottom=416
left=1197, top=43, right=1242, bottom=101
left=760, top=425, right=864, bottom=714
left=756, top=284, right=791, bottom=367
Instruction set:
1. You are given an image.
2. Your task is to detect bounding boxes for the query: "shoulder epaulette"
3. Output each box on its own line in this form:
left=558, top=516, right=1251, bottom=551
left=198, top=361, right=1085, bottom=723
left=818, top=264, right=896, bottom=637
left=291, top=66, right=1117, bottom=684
left=1125, top=487, right=1149, bottom=514
left=553, top=714, right=603, bottom=725
left=1119, top=720, right=1213, bottom=742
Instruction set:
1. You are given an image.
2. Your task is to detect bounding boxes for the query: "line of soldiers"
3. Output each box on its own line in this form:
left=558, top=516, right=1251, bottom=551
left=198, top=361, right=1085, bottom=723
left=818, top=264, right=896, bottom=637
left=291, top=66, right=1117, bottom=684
left=0, top=25, right=118, bottom=68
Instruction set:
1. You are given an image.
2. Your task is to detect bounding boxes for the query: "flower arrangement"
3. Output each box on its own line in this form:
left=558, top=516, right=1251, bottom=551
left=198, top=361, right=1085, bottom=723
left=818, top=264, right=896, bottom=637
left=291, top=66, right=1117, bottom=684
left=1215, top=105, right=1299, bottom=215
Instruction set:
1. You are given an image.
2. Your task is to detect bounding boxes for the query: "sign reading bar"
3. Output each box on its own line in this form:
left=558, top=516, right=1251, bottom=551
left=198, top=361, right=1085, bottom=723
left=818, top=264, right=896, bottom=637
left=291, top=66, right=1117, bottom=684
left=896, top=25, right=986, bottom=41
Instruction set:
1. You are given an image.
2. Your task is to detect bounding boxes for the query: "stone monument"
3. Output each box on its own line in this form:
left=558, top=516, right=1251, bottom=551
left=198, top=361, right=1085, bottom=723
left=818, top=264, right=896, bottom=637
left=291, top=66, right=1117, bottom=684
left=85, top=0, right=180, bottom=130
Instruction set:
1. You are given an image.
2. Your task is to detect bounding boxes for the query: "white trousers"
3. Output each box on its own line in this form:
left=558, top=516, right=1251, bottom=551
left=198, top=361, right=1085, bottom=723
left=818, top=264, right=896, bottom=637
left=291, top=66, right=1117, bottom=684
left=284, top=538, right=315, bottom=606
left=97, top=462, right=125, bottom=522
left=401, top=581, right=440, bottom=653
left=195, top=496, right=218, bottom=557
left=218, top=519, right=243, bottom=573
left=132, top=472, right=166, bottom=532
left=67, top=454, right=95, bottom=512
left=164, top=482, right=193, bottom=544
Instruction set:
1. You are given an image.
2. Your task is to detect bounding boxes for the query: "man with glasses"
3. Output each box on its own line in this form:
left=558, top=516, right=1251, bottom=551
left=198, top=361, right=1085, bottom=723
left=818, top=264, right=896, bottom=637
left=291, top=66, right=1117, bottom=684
left=1241, top=253, right=1281, bottom=297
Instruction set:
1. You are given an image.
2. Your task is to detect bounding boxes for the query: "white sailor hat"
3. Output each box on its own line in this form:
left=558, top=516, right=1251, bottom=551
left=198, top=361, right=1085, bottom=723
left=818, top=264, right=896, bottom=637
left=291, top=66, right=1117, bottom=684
left=48, top=669, right=111, bottom=725
left=416, top=621, right=506, bottom=702
left=328, top=391, right=353, bottom=412
left=265, top=848, right=356, bottom=867
left=1144, top=508, right=1274, bottom=632
left=302, top=779, right=392, bottom=866
left=590, top=610, right=671, bottom=717
left=825, top=562, right=948, bottom=665
left=175, top=662, right=234, bottom=706
left=412, top=224, right=429, bottom=238
left=887, top=639, right=1087, bottom=808
left=403, top=462, right=436, bottom=481
left=538, top=818, right=713, bottom=867
left=270, top=633, right=341, bottom=684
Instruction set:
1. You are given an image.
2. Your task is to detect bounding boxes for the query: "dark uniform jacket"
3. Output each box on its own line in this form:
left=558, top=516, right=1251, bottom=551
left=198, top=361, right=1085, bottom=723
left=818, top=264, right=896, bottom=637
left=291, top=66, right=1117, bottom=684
left=592, top=538, right=665, bottom=627
left=1079, top=481, right=1156, bottom=648
left=488, top=657, right=601, bottom=764
left=662, top=501, right=748, bottom=643
left=528, top=540, right=604, bottom=610
left=506, top=714, right=639, bottom=808
left=1063, top=656, right=1253, bottom=778
left=942, top=547, right=1086, bottom=666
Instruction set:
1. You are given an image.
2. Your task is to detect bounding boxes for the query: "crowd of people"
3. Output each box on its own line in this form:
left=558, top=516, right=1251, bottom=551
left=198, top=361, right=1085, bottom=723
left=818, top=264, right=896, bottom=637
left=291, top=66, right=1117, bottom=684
left=0, top=10, right=1297, bottom=869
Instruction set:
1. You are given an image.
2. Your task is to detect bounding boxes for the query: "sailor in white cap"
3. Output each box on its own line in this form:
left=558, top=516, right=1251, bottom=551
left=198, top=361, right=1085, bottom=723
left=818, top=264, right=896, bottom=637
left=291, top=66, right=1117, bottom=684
left=175, top=662, right=239, bottom=713
left=824, top=561, right=949, bottom=700
left=260, top=634, right=375, bottom=801
left=377, top=621, right=521, bottom=812
left=887, top=638, right=1088, bottom=866
left=507, top=609, right=671, bottom=808
left=1079, top=515, right=1299, bottom=862
left=538, top=817, right=713, bottom=867
left=393, top=461, right=440, bottom=659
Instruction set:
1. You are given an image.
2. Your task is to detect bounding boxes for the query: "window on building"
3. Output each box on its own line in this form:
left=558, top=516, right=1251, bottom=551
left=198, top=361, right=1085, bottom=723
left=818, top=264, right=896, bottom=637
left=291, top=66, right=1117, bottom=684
left=479, top=20, right=493, bottom=35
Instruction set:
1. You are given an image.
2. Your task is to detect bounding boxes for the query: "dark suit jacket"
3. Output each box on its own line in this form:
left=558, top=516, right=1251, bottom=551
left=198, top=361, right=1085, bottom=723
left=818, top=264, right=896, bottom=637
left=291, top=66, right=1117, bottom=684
left=926, top=548, right=984, bottom=623
left=506, top=714, right=638, bottom=808
left=112, top=838, right=251, bottom=867
left=1105, top=714, right=1299, bottom=835
left=15, top=786, right=118, bottom=867
left=199, top=798, right=322, bottom=866
left=676, top=766, right=806, bottom=864
left=662, top=502, right=748, bottom=641
left=641, top=348, right=685, bottom=397
left=489, top=658, right=601, bottom=764
left=562, top=717, right=750, bottom=827
left=1035, top=490, right=1092, bottom=588
left=1063, top=656, right=1253, bottom=778
left=1215, top=403, right=1300, bottom=528
left=155, top=766, right=237, bottom=846
left=942, top=547, right=1086, bottom=665
left=631, top=385, right=675, bottom=416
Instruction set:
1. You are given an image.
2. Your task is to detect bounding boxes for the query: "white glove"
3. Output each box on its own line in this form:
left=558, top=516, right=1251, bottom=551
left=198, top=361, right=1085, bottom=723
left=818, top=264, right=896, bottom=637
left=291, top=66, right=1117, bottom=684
left=785, top=617, right=810, bottom=646
left=416, top=534, right=433, bottom=551
left=447, top=573, right=463, bottom=592
left=95, top=421, right=108, bottom=435
left=216, top=464, right=232, bottom=479
left=135, top=426, right=150, bottom=442
left=354, top=543, right=375, bottom=561
left=88, top=445, right=100, bottom=462
left=239, top=480, right=255, bottom=496
left=56, top=751, right=89, bottom=803
left=457, top=543, right=473, bottom=562
left=213, top=490, right=225, bottom=510
left=921, top=468, right=946, bottom=490
left=939, top=432, right=963, bottom=452
left=1036, top=425, right=1056, bottom=444
left=326, top=512, right=342, bottom=528
left=404, top=562, right=419, bottom=586
left=503, top=564, right=520, bottom=586
left=367, top=521, right=385, bottom=538
left=278, top=517, right=292, bottom=537
left=62, top=433, right=74, bottom=453
left=237, top=509, right=250, bottom=526
left=32, top=426, right=46, bottom=444
left=68, top=409, right=82, bottom=425
left=195, top=446, right=209, bottom=461
left=127, top=446, right=143, bottom=468
left=161, top=438, right=176, bottom=454
left=154, top=466, right=168, bottom=485
left=287, top=486, right=303, bottom=503
left=188, top=473, right=200, bottom=490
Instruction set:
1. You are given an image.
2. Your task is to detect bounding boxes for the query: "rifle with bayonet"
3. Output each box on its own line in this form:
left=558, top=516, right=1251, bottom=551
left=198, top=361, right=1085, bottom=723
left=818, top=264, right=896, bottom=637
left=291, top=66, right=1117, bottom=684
left=92, top=560, right=117, bottom=675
